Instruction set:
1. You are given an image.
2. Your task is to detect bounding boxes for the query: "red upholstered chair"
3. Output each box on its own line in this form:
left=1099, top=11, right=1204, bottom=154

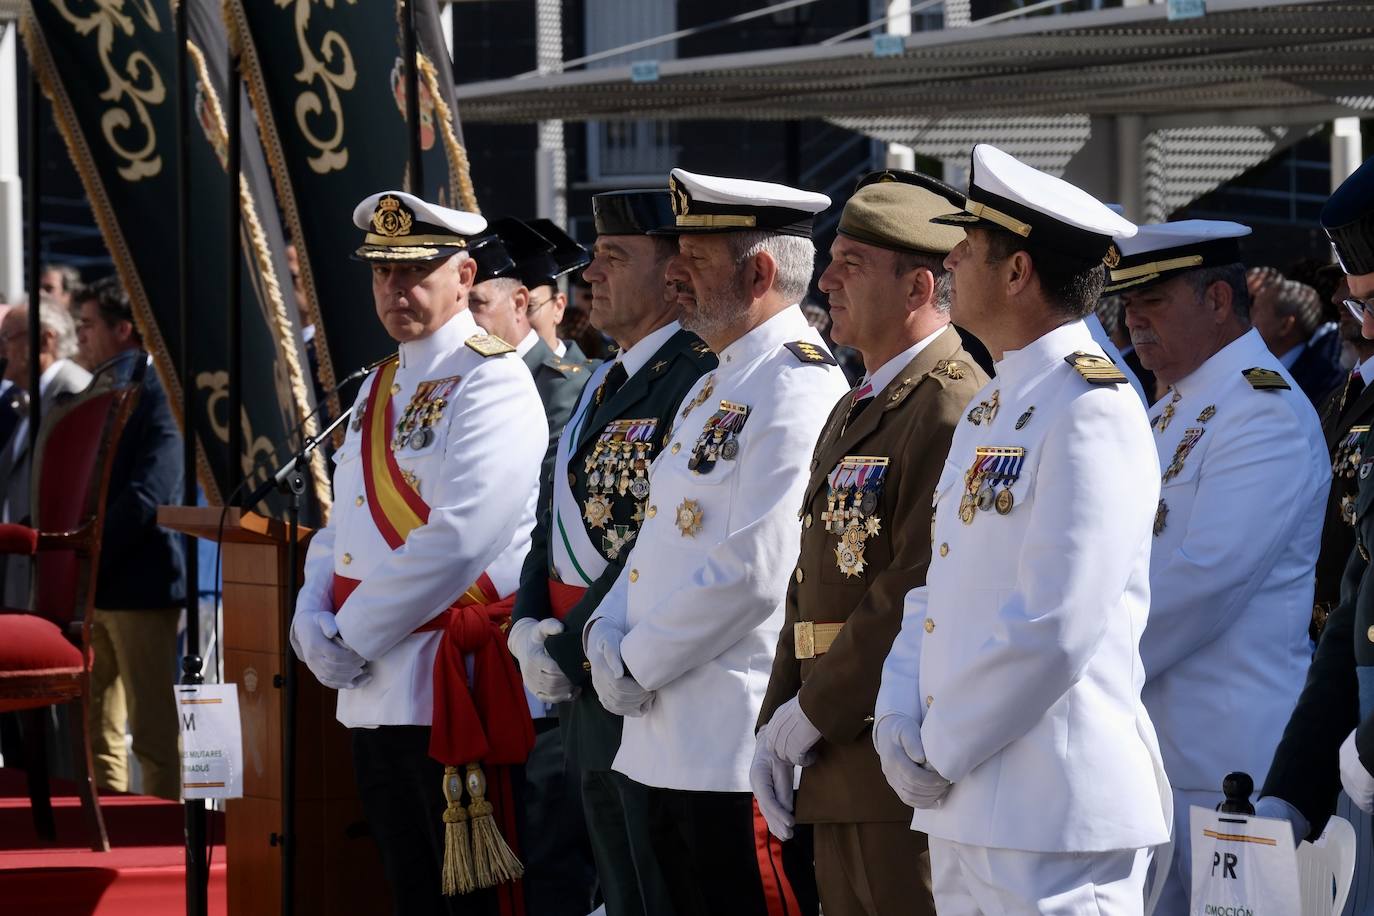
left=0, top=359, right=144, bottom=851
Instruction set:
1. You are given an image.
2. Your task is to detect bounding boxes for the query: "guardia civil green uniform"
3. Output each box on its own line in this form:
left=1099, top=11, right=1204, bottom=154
left=512, top=190, right=716, bottom=916
left=1263, top=156, right=1374, bottom=856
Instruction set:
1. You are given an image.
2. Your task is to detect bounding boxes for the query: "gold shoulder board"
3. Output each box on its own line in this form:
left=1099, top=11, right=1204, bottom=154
left=466, top=334, right=515, bottom=357
left=784, top=340, right=838, bottom=366
left=1064, top=351, right=1126, bottom=385
left=1242, top=367, right=1291, bottom=391
left=932, top=359, right=967, bottom=381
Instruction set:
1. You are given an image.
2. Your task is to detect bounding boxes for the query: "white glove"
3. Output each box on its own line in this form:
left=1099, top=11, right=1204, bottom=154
left=750, top=732, right=795, bottom=840
left=764, top=695, right=822, bottom=767
left=293, top=610, right=370, bottom=690
left=873, top=714, right=951, bottom=809
left=1254, top=796, right=1309, bottom=846
left=1340, top=730, right=1374, bottom=814
left=508, top=617, right=575, bottom=703
left=587, top=617, right=654, bottom=717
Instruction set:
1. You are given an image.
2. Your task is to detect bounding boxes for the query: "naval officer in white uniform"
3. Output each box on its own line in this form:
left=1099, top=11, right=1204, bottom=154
left=291, top=191, right=547, bottom=916
left=1111, top=220, right=1328, bottom=914
left=874, top=144, right=1172, bottom=915
left=584, top=169, right=849, bottom=916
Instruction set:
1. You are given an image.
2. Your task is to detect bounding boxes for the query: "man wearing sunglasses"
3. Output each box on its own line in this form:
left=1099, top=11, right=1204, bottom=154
left=1261, top=157, right=1374, bottom=888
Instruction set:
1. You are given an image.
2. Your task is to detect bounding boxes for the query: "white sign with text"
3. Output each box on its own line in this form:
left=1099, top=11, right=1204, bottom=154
left=175, top=683, right=244, bottom=800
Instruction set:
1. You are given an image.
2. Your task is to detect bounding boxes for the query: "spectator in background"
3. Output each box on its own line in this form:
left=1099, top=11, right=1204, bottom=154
left=0, top=297, right=91, bottom=606
left=40, top=263, right=81, bottom=310
left=1249, top=266, right=1346, bottom=405
left=561, top=276, right=611, bottom=360
left=74, top=277, right=185, bottom=801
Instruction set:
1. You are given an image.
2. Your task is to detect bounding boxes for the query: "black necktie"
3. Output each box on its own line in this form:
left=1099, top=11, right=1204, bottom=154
left=596, top=362, right=628, bottom=407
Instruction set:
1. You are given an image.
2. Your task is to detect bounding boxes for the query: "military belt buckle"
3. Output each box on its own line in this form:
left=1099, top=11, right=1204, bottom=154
left=794, top=621, right=816, bottom=660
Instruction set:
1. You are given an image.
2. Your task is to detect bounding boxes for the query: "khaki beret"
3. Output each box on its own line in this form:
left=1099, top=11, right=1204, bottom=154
left=838, top=170, right=966, bottom=256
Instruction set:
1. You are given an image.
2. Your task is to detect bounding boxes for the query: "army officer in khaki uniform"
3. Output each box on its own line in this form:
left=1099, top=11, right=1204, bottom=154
left=752, top=170, right=987, bottom=916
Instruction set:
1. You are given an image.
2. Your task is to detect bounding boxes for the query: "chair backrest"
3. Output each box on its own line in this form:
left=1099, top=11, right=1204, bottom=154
left=28, top=358, right=143, bottom=624
left=1297, top=815, right=1357, bottom=916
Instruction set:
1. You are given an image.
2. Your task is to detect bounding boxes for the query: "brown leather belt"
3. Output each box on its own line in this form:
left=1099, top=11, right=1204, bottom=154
left=794, top=621, right=844, bottom=660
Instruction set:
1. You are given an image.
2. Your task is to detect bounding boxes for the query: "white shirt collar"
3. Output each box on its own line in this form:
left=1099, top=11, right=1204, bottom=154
left=38, top=359, right=66, bottom=395
left=1357, top=354, right=1374, bottom=382
left=860, top=325, right=948, bottom=397
left=996, top=319, right=1096, bottom=383
left=515, top=328, right=540, bottom=358
left=397, top=308, right=478, bottom=378
left=716, top=305, right=809, bottom=374
left=618, top=321, right=681, bottom=380
left=554, top=339, right=568, bottom=359
left=1171, top=328, right=1273, bottom=399
left=1278, top=342, right=1305, bottom=371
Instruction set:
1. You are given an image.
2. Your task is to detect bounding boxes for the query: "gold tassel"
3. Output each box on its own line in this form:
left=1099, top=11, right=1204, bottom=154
left=441, top=766, right=474, bottom=896
left=464, top=763, right=524, bottom=889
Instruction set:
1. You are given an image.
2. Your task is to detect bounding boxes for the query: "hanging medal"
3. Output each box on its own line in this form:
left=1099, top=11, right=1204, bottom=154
left=825, top=456, right=889, bottom=576
left=689, top=401, right=750, bottom=475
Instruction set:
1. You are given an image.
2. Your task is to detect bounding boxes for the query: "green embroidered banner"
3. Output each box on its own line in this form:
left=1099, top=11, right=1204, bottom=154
left=21, top=0, right=327, bottom=519
left=225, top=0, right=478, bottom=423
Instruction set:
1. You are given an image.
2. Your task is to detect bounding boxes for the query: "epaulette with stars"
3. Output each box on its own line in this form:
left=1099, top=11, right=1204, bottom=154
left=784, top=340, right=838, bottom=366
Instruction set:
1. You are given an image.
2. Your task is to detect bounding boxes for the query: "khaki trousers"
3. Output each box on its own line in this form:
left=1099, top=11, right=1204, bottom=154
left=87, top=607, right=181, bottom=800
left=813, top=821, right=935, bottom=916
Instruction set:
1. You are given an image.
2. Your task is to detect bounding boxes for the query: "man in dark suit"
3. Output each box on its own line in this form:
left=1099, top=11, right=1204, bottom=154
left=1250, top=266, right=1346, bottom=406
left=509, top=189, right=716, bottom=916
left=73, top=277, right=185, bottom=801
left=753, top=170, right=986, bottom=916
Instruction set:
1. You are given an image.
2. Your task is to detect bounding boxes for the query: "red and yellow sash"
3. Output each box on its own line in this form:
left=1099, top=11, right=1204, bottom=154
left=362, top=359, right=429, bottom=548
left=338, top=359, right=535, bottom=768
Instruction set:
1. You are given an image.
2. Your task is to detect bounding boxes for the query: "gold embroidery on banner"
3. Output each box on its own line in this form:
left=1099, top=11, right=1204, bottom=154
left=277, top=0, right=358, bottom=175
left=50, top=0, right=166, bottom=181
left=185, top=40, right=333, bottom=513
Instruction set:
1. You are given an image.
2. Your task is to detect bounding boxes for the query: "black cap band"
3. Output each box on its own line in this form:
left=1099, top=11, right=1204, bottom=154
left=593, top=189, right=677, bottom=236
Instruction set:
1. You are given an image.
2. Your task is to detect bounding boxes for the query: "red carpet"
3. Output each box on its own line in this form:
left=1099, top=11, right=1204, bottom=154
left=0, top=768, right=225, bottom=916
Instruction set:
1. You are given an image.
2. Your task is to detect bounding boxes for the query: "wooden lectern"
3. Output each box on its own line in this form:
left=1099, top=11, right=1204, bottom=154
left=158, top=506, right=390, bottom=915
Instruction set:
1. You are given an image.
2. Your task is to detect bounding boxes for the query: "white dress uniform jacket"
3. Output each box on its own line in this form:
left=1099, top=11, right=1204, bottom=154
left=876, top=319, right=1172, bottom=853
left=294, top=308, right=547, bottom=729
left=592, top=305, right=849, bottom=792
left=1143, top=327, right=1327, bottom=793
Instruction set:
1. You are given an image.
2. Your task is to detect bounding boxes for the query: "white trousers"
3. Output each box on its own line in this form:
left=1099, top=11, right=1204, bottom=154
left=1153, top=787, right=1221, bottom=916
left=930, top=837, right=1152, bottom=916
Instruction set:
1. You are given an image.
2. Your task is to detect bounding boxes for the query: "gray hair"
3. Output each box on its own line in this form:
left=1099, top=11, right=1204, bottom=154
left=1187, top=263, right=1251, bottom=322
left=42, top=263, right=81, bottom=294
left=726, top=231, right=816, bottom=304
left=893, top=249, right=952, bottom=314
left=1248, top=266, right=1322, bottom=336
left=12, top=294, right=77, bottom=359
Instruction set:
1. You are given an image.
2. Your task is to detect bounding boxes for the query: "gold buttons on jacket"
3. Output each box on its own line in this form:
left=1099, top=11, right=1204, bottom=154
left=342, top=553, right=353, bottom=565
left=671, top=442, right=681, bottom=455
left=924, top=619, right=935, bottom=634
left=583, top=661, right=592, bottom=672
left=926, top=695, right=934, bottom=708
left=629, top=569, right=639, bottom=583
left=804, top=513, right=813, bottom=528
left=1367, top=625, right=1374, bottom=643
left=390, top=383, right=401, bottom=395
left=939, top=543, right=949, bottom=557
left=568, top=471, right=577, bottom=487
left=795, top=567, right=805, bottom=584
left=647, top=505, right=657, bottom=518
left=355, top=495, right=364, bottom=507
